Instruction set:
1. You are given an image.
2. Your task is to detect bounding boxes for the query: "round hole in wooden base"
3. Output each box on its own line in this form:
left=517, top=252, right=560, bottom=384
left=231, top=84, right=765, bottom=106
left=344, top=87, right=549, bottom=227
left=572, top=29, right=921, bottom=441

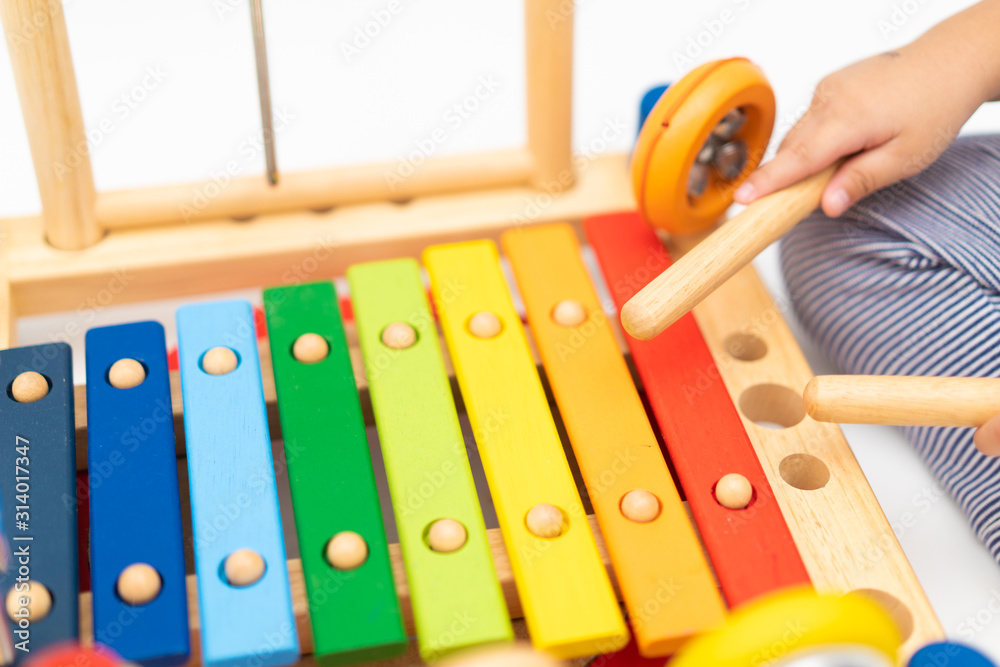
left=846, top=589, right=914, bottom=642
left=9, top=371, right=50, bottom=403
left=108, top=358, right=147, bottom=389
left=292, top=333, right=329, bottom=363
left=325, top=531, right=368, bottom=571
left=723, top=332, right=768, bottom=362
left=201, top=347, right=240, bottom=375
left=779, top=453, right=830, bottom=491
left=620, top=489, right=661, bottom=523
left=425, top=518, right=468, bottom=553
left=525, top=503, right=566, bottom=538
left=739, top=383, right=806, bottom=429
left=223, top=549, right=266, bottom=587
left=117, top=563, right=162, bottom=606
left=5, top=580, right=52, bottom=622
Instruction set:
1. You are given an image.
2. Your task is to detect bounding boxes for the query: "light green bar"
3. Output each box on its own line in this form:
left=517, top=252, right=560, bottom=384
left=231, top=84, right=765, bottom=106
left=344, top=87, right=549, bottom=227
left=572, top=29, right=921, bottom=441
left=347, top=258, right=513, bottom=662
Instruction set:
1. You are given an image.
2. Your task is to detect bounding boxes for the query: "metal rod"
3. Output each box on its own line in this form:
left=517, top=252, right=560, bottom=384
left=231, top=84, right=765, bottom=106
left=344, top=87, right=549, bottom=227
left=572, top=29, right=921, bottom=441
left=250, top=0, right=278, bottom=185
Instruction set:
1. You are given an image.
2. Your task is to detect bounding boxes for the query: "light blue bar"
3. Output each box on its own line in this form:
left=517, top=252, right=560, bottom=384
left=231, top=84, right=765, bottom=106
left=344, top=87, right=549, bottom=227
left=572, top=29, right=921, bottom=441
left=176, top=300, right=299, bottom=667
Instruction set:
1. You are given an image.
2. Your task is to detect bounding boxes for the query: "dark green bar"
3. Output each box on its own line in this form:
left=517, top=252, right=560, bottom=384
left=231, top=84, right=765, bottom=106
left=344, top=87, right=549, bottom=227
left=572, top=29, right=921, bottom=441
left=264, top=281, right=405, bottom=666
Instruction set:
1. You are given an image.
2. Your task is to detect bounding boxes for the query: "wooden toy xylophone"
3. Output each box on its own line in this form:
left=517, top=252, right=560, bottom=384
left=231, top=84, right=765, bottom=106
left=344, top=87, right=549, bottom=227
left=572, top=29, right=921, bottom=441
left=0, top=214, right=947, bottom=666
left=0, top=0, right=965, bottom=664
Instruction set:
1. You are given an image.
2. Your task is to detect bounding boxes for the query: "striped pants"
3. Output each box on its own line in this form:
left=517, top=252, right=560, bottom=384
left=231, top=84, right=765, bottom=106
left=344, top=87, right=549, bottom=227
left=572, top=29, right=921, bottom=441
left=780, top=135, right=1000, bottom=563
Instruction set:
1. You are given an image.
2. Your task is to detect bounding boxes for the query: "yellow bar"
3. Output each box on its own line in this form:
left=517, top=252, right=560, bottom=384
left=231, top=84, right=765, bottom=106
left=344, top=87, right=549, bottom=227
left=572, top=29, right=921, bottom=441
left=423, top=240, right=628, bottom=659
left=502, top=223, right=727, bottom=656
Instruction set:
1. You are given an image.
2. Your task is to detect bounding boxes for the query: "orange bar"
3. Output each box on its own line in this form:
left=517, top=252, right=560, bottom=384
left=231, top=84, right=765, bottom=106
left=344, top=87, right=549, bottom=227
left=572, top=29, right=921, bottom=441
left=501, top=224, right=726, bottom=656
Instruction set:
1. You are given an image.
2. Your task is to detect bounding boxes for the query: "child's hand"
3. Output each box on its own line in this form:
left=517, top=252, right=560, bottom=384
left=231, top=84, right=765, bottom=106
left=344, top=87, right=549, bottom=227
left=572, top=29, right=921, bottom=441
left=734, top=1, right=1000, bottom=217
left=974, top=416, right=1000, bottom=457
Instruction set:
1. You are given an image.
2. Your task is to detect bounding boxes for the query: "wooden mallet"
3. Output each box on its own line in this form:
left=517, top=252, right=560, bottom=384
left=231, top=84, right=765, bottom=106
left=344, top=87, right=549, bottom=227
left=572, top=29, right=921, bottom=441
left=804, top=375, right=1000, bottom=428
left=621, top=162, right=838, bottom=340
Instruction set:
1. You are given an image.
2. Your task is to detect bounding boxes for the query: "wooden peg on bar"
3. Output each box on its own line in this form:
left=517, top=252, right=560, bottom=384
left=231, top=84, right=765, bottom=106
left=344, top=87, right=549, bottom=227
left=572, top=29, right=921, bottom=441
left=804, top=375, right=1000, bottom=427
left=620, top=163, right=838, bottom=340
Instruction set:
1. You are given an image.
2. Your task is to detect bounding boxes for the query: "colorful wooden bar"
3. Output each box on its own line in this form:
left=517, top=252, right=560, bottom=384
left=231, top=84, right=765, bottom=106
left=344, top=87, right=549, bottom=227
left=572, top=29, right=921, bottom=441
left=0, top=343, right=78, bottom=662
left=348, top=259, right=513, bottom=661
left=502, top=223, right=726, bottom=656
left=176, top=300, right=298, bottom=667
left=85, top=322, right=189, bottom=667
left=423, top=241, right=628, bottom=659
left=262, top=282, right=406, bottom=665
left=585, top=212, right=811, bottom=607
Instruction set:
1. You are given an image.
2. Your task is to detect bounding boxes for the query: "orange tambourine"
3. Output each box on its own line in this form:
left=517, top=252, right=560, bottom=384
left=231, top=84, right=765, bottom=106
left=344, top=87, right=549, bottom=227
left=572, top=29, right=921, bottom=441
left=632, top=58, right=776, bottom=234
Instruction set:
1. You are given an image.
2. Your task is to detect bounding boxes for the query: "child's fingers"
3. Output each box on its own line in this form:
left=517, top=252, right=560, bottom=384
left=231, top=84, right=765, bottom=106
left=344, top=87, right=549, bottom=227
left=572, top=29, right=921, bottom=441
left=819, top=143, right=901, bottom=217
left=974, top=414, right=1000, bottom=457
left=821, top=138, right=923, bottom=217
left=734, top=115, right=861, bottom=205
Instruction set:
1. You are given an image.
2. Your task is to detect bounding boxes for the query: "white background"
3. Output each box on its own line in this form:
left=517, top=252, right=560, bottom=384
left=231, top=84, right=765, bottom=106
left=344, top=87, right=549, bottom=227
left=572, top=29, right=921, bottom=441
left=3, top=0, right=1000, bottom=661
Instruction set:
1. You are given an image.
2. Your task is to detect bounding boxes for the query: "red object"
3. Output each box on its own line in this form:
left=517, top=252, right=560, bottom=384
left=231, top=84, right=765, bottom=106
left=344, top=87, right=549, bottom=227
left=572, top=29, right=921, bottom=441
left=590, top=633, right=671, bottom=667
left=26, top=644, right=121, bottom=667
left=252, top=305, right=268, bottom=338
left=338, top=293, right=354, bottom=322
left=585, top=212, right=811, bottom=607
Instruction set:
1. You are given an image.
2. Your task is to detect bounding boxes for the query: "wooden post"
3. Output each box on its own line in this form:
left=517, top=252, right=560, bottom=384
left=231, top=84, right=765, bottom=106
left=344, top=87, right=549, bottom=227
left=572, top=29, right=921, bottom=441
left=0, top=284, right=13, bottom=350
left=0, top=225, right=14, bottom=349
left=1, top=0, right=101, bottom=249
left=525, top=0, right=574, bottom=189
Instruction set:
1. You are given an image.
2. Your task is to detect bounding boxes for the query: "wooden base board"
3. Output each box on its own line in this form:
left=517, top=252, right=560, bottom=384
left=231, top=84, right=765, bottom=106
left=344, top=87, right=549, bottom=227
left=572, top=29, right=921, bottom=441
left=0, top=154, right=634, bottom=321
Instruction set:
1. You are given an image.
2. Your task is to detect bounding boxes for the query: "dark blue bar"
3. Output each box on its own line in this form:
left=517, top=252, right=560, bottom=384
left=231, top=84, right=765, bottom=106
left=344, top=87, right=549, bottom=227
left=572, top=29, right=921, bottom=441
left=0, top=342, right=78, bottom=661
left=85, top=322, right=189, bottom=666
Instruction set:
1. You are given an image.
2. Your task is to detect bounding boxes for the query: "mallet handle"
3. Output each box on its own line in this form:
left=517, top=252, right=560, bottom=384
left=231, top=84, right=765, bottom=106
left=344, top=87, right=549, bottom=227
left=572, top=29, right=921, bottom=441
left=804, top=375, right=1000, bottom=427
left=621, top=164, right=837, bottom=340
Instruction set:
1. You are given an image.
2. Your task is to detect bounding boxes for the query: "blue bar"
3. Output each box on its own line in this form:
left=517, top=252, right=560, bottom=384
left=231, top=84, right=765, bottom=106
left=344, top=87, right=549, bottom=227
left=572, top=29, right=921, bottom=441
left=176, top=300, right=298, bottom=667
left=85, top=322, right=189, bottom=666
left=0, top=343, right=78, bottom=662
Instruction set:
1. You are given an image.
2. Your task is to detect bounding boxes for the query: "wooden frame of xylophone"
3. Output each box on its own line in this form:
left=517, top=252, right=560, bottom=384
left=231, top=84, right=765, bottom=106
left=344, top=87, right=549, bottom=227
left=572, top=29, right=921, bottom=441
left=0, top=0, right=945, bottom=665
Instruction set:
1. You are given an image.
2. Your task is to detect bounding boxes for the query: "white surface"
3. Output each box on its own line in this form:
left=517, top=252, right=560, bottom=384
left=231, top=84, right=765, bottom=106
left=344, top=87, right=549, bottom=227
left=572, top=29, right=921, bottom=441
left=4, top=0, right=1000, bottom=660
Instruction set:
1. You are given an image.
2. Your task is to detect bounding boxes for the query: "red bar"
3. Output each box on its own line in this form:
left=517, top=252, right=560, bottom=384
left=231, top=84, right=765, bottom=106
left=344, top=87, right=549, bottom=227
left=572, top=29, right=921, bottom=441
left=585, top=211, right=810, bottom=607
